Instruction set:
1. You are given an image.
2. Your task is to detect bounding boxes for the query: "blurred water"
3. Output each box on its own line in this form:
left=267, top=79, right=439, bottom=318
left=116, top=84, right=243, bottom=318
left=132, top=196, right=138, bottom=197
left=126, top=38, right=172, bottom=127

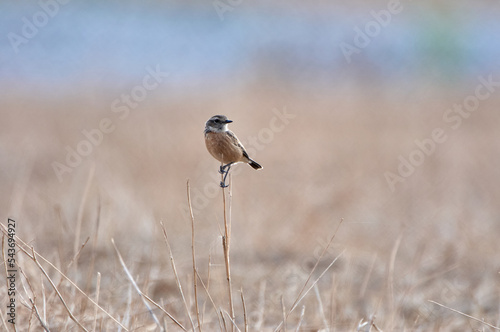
left=1, top=1, right=499, bottom=93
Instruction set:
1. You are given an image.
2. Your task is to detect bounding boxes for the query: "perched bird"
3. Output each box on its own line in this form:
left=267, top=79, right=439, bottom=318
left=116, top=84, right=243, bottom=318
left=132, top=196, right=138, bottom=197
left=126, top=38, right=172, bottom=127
left=204, top=115, right=262, bottom=187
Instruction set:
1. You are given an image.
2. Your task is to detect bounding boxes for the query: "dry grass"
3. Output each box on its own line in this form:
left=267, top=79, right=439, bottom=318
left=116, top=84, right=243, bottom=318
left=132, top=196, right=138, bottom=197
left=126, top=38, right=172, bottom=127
left=1, top=87, right=500, bottom=331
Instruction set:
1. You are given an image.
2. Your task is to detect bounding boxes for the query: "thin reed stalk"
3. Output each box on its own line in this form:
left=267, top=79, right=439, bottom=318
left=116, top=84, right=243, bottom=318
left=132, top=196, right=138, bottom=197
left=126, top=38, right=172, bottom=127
left=240, top=289, right=248, bottom=332
left=187, top=180, right=202, bottom=331
left=274, top=219, right=344, bottom=332
left=111, top=239, right=163, bottom=331
left=160, top=222, right=196, bottom=332
left=221, top=170, right=235, bottom=331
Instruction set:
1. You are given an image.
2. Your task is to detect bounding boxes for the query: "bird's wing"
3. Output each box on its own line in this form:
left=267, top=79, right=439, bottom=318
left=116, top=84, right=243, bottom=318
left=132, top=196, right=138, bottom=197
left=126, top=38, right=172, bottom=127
left=226, top=130, right=249, bottom=158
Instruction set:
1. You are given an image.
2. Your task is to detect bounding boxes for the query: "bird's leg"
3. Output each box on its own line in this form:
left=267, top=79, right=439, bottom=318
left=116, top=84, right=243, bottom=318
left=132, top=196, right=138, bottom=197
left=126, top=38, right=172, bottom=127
left=219, top=162, right=233, bottom=174
left=220, top=163, right=233, bottom=188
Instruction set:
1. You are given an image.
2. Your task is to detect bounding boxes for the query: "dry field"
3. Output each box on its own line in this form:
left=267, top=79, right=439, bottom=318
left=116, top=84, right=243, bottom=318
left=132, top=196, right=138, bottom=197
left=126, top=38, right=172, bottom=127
left=1, top=81, right=500, bottom=332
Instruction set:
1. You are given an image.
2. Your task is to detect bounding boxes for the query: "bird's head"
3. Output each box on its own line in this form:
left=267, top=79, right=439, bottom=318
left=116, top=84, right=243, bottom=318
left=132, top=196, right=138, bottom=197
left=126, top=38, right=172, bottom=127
left=205, top=115, right=233, bottom=132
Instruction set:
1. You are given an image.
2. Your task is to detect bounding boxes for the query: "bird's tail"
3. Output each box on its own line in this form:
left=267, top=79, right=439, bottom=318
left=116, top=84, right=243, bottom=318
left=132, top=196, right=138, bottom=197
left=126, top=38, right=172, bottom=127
left=248, top=159, right=263, bottom=170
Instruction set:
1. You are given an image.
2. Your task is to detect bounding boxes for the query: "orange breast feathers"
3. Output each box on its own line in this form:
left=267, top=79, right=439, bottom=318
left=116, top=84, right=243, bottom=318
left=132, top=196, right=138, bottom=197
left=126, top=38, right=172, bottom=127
left=205, top=131, right=245, bottom=164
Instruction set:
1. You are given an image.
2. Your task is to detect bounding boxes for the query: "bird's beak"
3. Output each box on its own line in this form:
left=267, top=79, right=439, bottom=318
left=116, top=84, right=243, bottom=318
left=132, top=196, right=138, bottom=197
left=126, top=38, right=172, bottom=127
left=225, top=119, right=233, bottom=124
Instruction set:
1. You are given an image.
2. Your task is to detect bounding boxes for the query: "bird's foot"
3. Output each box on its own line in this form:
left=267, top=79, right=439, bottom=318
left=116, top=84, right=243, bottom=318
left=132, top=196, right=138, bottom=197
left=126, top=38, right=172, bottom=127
left=219, top=162, right=233, bottom=174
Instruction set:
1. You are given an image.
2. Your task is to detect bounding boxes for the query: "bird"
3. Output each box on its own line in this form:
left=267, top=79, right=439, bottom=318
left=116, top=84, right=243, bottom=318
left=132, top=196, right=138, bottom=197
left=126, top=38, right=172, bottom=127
left=204, top=115, right=262, bottom=187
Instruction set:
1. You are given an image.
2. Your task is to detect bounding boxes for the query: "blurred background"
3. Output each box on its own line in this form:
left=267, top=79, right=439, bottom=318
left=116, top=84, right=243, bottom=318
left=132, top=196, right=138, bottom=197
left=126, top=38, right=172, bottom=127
left=1, top=0, right=500, bottom=330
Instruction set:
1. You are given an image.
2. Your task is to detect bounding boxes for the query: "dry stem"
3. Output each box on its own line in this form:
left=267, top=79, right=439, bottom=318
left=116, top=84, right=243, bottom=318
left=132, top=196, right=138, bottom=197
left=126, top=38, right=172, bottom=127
left=187, top=180, right=202, bottom=331
left=221, top=170, right=235, bottom=330
left=160, top=221, right=196, bottom=332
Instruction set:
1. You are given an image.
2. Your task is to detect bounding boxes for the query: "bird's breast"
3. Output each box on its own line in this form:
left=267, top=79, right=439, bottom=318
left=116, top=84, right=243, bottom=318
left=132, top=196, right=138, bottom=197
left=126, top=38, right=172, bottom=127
left=205, top=131, right=243, bottom=164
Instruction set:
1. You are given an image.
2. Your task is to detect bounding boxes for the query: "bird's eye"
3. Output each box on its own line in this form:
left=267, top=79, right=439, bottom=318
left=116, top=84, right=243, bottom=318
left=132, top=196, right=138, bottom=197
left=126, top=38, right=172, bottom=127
left=214, top=119, right=220, bottom=123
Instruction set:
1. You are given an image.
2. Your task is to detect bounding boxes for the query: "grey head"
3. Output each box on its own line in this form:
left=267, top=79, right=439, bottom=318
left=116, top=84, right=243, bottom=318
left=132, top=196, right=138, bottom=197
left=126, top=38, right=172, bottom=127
left=205, top=115, right=233, bottom=133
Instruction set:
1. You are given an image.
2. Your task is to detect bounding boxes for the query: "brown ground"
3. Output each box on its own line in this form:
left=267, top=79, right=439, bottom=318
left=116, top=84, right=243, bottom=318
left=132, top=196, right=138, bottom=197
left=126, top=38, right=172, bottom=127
left=1, top=81, right=499, bottom=330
